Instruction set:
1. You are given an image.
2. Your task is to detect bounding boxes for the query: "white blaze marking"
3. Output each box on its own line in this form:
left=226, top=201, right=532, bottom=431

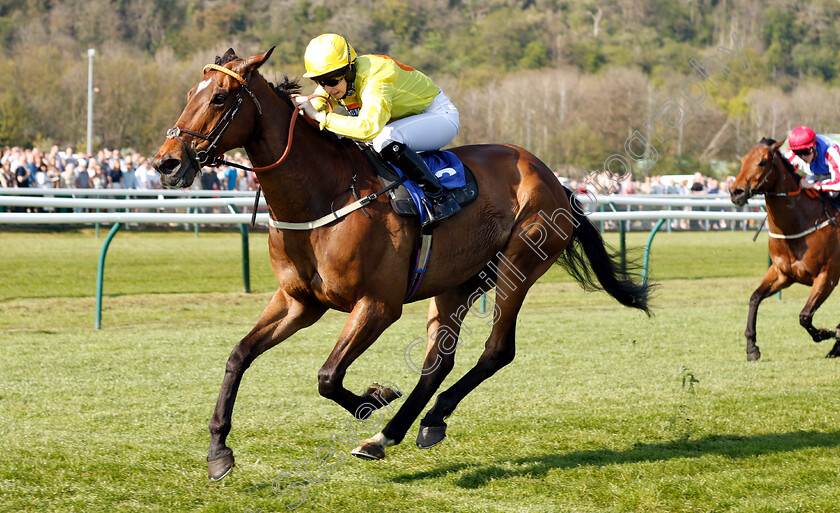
left=197, top=78, right=212, bottom=93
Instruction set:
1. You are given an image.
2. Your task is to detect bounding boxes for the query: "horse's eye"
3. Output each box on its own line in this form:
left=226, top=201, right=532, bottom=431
left=758, top=159, right=767, bottom=167
left=211, top=93, right=227, bottom=105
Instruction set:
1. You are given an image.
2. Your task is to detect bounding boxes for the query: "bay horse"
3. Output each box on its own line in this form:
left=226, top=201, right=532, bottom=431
left=731, top=138, right=840, bottom=361
left=153, top=48, right=652, bottom=481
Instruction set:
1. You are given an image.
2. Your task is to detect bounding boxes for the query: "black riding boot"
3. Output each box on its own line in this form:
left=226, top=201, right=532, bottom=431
left=381, top=142, right=460, bottom=233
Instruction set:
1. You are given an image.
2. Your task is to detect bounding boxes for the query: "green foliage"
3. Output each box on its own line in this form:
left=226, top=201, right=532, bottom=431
left=372, top=0, right=423, bottom=45
left=651, top=0, right=697, bottom=42
left=0, top=0, right=838, bottom=161
left=791, top=43, right=837, bottom=82
left=567, top=38, right=606, bottom=73
left=0, top=90, right=30, bottom=147
left=0, top=12, right=17, bottom=47
left=601, top=43, right=635, bottom=68
left=520, top=40, right=548, bottom=69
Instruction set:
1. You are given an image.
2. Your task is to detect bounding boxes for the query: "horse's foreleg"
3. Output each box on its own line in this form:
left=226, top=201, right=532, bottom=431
left=745, top=266, right=791, bottom=361
left=799, top=271, right=836, bottom=346
left=352, top=288, right=473, bottom=459
left=317, top=298, right=401, bottom=418
left=207, top=290, right=326, bottom=481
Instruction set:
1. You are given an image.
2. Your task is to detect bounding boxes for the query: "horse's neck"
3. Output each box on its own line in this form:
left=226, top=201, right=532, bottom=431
left=245, top=77, right=356, bottom=222
left=765, top=156, right=826, bottom=234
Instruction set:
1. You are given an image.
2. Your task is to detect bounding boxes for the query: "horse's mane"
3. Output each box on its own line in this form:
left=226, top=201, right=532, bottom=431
left=269, top=76, right=347, bottom=145
left=213, top=51, right=346, bottom=146
left=215, top=52, right=238, bottom=66
left=212, top=50, right=303, bottom=103
left=268, top=76, right=302, bottom=105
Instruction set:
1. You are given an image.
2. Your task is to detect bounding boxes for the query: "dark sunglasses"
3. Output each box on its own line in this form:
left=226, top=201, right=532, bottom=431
left=793, top=147, right=814, bottom=157
left=317, top=75, right=344, bottom=88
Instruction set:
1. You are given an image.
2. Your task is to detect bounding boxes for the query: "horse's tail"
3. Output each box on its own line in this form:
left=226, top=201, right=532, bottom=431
left=555, top=187, right=653, bottom=315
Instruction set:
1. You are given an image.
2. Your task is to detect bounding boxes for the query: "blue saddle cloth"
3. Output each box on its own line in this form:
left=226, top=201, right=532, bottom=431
left=388, top=150, right=467, bottom=224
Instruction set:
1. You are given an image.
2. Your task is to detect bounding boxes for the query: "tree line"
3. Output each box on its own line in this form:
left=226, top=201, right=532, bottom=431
left=2, top=0, right=839, bottom=179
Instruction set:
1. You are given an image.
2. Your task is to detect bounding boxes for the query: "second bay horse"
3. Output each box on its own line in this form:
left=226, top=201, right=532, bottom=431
left=153, top=48, right=652, bottom=480
left=731, top=138, right=840, bottom=361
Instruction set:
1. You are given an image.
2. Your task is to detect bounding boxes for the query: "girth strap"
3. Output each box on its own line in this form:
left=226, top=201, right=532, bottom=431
left=768, top=216, right=838, bottom=239
left=405, top=232, right=434, bottom=302
left=266, top=178, right=404, bottom=230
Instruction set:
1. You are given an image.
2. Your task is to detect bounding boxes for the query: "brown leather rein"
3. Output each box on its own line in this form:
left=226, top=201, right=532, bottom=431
left=212, top=93, right=331, bottom=174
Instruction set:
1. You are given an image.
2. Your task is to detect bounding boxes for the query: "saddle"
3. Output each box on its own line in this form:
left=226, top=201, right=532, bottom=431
left=356, top=144, right=479, bottom=302
left=358, top=145, right=479, bottom=217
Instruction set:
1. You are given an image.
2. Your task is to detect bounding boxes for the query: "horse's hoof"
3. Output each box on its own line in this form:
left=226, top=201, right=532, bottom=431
left=825, top=351, right=840, bottom=358
left=208, top=452, right=235, bottom=481
left=746, top=350, right=761, bottom=361
left=365, top=382, right=403, bottom=406
left=351, top=441, right=386, bottom=460
left=416, top=424, right=447, bottom=449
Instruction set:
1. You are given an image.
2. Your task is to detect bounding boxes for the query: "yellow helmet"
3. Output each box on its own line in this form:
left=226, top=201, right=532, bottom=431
left=303, top=34, right=357, bottom=78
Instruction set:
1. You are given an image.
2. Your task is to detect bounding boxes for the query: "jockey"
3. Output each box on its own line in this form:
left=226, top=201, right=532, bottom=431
left=785, top=125, right=840, bottom=193
left=294, top=33, right=461, bottom=231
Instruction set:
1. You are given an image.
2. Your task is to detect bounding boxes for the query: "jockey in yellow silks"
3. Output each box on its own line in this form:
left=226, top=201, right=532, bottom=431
left=295, top=33, right=461, bottom=231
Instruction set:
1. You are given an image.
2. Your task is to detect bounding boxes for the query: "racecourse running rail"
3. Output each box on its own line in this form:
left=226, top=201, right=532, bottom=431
left=0, top=189, right=769, bottom=328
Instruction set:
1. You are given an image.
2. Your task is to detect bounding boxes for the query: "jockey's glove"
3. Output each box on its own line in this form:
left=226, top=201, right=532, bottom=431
left=294, top=96, right=326, bottom=124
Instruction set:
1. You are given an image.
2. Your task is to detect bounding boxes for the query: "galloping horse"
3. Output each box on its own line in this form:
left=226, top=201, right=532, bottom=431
left=731, top=138, right=840, bottom=361
left=154, top=48, right=652, bottom=481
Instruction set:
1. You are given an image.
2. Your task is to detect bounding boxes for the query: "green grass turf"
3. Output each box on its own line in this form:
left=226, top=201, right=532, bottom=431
left=2, top=228, right=839, bottom=512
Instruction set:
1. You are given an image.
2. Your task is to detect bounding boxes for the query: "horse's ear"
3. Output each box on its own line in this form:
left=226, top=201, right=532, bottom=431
left=242, top=47, right=275, bottom=74
left=772, top=140, right=784, bottom=151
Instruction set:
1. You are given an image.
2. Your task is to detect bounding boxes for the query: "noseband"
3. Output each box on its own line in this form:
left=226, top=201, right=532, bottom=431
left=166, top=64, right=262, bottom=169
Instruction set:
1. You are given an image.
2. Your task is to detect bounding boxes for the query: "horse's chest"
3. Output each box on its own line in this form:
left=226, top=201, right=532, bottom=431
left=788, top=261, right=813, bottom=282
left=776, top=253, right=815, bottom=284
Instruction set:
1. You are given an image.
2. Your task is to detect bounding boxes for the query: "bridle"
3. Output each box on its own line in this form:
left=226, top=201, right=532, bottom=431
left=166, top=64, right=263, bottom=171
left=165, top=63, right=332, bottom=224
left=166, top=63, right=333, bottom=174
left=753, top=148, right=802, bottom=198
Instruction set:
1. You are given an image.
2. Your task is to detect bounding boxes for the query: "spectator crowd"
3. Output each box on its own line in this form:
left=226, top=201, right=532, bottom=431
left=0, top=146, right=260, bottom=193
left=3, top=146, right=747, bottom=230
left=562, top=170, right=736, bottom=196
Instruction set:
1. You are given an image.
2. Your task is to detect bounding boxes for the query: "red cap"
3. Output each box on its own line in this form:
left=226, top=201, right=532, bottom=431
left=788, top=126, right=816, bottom=150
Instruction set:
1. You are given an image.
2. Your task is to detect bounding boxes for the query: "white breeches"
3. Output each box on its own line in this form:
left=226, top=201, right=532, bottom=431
left=371, top=91, right=460, bottom=153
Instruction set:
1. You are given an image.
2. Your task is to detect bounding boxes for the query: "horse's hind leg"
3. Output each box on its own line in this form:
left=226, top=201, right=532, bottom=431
left=417, top=242, right=560, bottom=448
left=745, top=265, right=791, bottom=361
left=798, top=271, right=837, bottom=354
left=208, top=289, right=326, bottom=481
left=827, top=337, right=840, bottom=358
left=352, top=286, right=475, bottom=459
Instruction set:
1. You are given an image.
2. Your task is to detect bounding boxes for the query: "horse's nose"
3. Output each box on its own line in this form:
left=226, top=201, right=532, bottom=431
left=730, top=188, right=747, bottom=206
left=155, top=157, right=181, bottom=176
